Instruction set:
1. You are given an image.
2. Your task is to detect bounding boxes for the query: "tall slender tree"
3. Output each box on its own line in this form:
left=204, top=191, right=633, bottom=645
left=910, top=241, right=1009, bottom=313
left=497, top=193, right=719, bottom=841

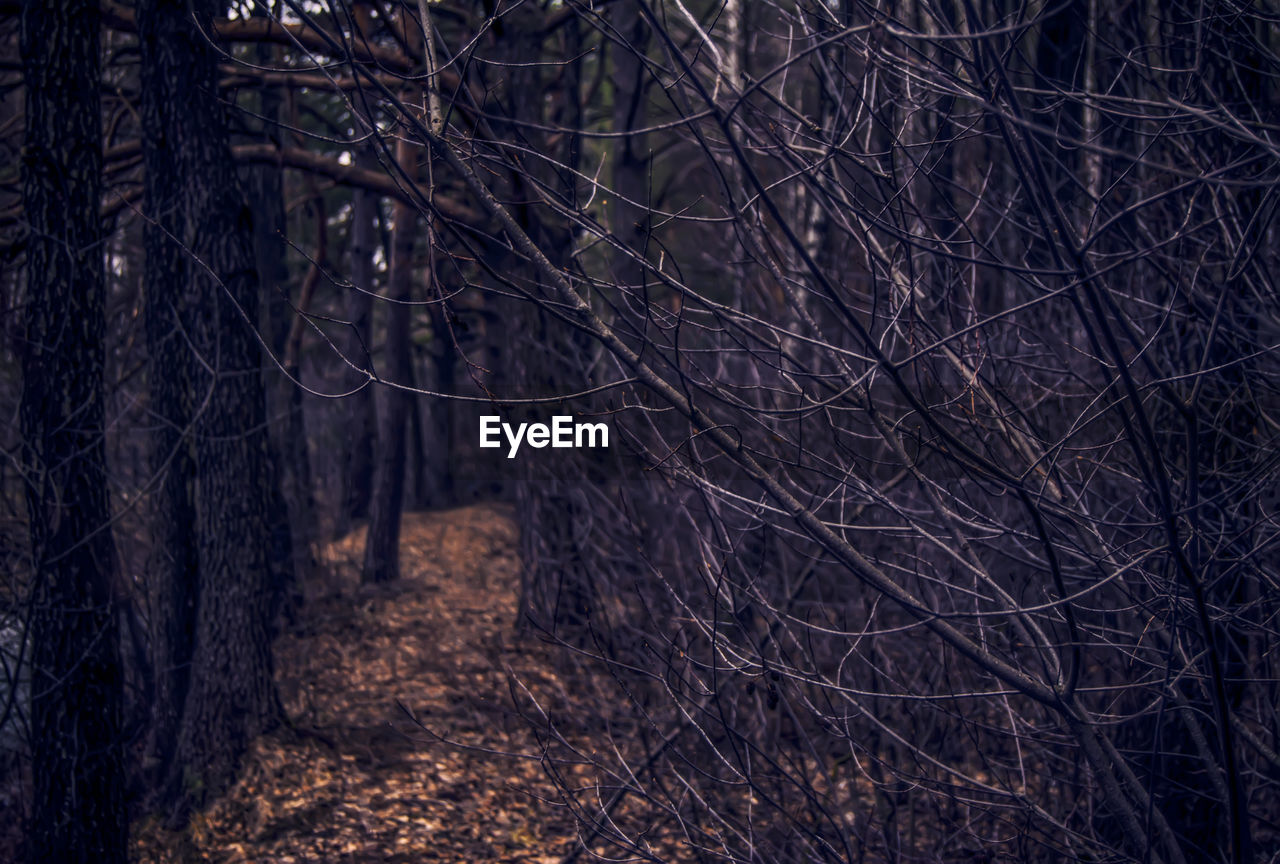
left=137, top=0, right=282, bottom=820
left=337, top=153, right=380, bottom=535
left=19, top=0, right=127, bottom=859
left=242, top=29, right=309, bottom=604
left=335, top=2, right=381, bottom=536
left=138, top=0, right=199, bottom=785
left=363, top=3, right=427, bottom=583
left=362, top=133, right=416, bottom=583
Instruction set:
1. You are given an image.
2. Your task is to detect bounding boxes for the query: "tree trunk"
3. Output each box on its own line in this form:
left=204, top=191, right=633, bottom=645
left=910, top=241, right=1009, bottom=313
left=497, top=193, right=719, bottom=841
left=334, top=2, right=379, bottom=536
left=273, top=186, right=321, bottom=600
left=337, top=153, right=380, bottom=535
left=611, top=2, right=650, bottom=293
left=138, top=0, right=199, bottom=787
left=425, top=302, right=455, bottom=508
left=19, top=1, right=127, bottom=860
left=242, top=36, right=307, bottom=606
left=138, top=0, right=283, bottom=823
left=502, top=3, right=602, bottom=638
left=362, top=136, right=416, bottom=583
left=405, top=355, right=436, bottom=510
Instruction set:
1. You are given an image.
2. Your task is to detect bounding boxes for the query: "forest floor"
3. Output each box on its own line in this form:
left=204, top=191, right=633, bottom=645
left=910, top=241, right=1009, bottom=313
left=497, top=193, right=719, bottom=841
left=134, top=503, right=596, bottom=864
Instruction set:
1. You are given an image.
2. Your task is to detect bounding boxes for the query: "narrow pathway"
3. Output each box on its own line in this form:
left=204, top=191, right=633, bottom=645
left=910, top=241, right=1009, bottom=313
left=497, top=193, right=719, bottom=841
left=136, top=504, right=581, bottom=863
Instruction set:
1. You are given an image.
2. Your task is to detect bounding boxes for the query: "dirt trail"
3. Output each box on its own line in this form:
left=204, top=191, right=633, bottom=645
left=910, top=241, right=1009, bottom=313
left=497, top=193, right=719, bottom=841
left=136, top=504, right=581, bottom=864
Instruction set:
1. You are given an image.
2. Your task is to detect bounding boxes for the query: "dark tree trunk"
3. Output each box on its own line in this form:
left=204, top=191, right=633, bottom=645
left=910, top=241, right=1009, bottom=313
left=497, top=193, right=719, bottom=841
left=19, top=1, right=127, bottom=860
left=610, top=2, right=650, bottom=293
left=405, top=355, right=435, bottom=510
left=138, top=0, right=199, bottom=787
left=138, top=0, right=283, bottom=823
left=495, top=3, right=602, bottom=638
left=271, top=187, right=320, bottom=601
left=335, top=4, right=379, bottom=536
left=337, top=158, right=379, bottom=535
left=425, top=302, right=455, bottom=508
left=242, top=38, right=308, bottom=606
left=362, top=136, right=416, bottom=583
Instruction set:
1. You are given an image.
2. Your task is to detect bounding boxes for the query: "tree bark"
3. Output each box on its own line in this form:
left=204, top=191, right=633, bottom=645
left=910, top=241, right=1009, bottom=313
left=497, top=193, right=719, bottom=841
left=276, top=196, right=320, bottom=570
left=362, top=135, right=416, bottom=584
left=498, top=3, right=602, bottom=637
left=611, top=2, right=650, bottom=293
left=138, top=0, right=283, bottom=823
left=138, top=0, right=199, bottom=787
left=424, top=303, right=455, bottom=508
left=337, top=151, right=380, bottom=534
left=241, top=36, right=308, bottom=608
left=405, top=356, right=435, bottom=510
left=19, top=0, right=127, bottom=859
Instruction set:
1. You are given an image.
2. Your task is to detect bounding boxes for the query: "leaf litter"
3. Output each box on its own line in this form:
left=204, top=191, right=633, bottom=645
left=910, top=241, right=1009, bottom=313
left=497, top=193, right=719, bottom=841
left=133, top=503, right=594, bottom=864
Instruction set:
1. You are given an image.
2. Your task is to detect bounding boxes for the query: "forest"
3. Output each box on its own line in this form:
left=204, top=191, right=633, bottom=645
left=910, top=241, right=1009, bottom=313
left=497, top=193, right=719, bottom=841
left=1, top=0, right=1278, bottom=862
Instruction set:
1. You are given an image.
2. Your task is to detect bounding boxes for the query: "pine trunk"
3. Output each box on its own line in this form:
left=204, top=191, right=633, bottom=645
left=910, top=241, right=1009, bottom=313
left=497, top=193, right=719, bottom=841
left=338, top=161, right=379, bottom=534
left=138, top=0, right=283, bottom=822
left=242, top=41, right=307, bottom=604
left=611, top=2, right=649, bottom=293
left=19, top=1, right=127, bottom=859
left=362, top=137, right=416, bottom=583
left=139, top=0, right=199, bottom=784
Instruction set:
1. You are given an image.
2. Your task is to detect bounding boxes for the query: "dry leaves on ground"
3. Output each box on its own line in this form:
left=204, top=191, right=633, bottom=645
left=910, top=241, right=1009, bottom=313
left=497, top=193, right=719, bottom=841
left=134, top=504, right=594, bottom=864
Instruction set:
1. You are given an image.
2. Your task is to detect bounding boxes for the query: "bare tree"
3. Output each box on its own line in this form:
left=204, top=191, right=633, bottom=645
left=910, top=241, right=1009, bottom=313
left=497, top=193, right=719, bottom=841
left=309, top=2, right=1271, bottom=860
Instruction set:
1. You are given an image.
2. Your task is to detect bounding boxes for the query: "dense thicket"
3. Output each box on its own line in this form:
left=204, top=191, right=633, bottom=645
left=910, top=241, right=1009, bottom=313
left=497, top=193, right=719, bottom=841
left=2, top=1, right=1277, bottom=862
